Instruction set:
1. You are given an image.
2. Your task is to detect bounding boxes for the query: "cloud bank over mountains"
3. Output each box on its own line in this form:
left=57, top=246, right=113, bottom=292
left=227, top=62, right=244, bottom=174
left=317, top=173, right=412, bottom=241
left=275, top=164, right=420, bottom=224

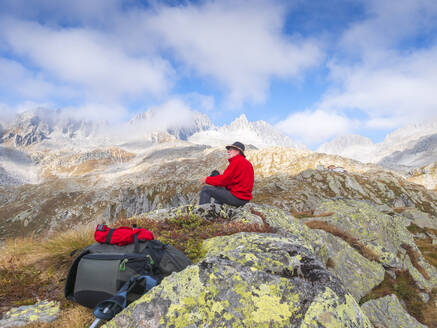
left=0, top=0, right=436, bottom=147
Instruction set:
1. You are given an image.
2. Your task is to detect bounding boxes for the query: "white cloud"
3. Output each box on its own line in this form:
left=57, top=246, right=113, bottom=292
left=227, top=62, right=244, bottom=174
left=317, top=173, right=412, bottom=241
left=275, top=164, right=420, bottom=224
left=61, top=103, right=129, bottom=123
left=340, top=0, right=437, bottom=56
left=0, top=18, right=173, bottom=102
left=182, top=93, right=215, bottom=112
left=319, top=46, right=437, bottom=126
left=132, top=99, right=199, bottom=132
left=0, top=103, right=18, bottom=124
left=311, top=0, right=437, bottom=135
left=276, top=110, right=355, bottom=146
left=0, top=58, right=75, bottom=99
left=146, top=0, right=322, bottom=106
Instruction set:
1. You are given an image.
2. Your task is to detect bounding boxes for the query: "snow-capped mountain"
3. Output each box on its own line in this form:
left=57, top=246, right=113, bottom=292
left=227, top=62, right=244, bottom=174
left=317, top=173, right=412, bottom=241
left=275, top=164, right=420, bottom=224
left=1, top=108, right=103, bottom=147
left=129, top=106, right=214, bottom=140
left=317, top=135, right=375, bottom=163
left=188, top=114, right=301, bottom=149
left=317, top=119, right=437, bottom=170
left=378, top=133, right=437, bottom=170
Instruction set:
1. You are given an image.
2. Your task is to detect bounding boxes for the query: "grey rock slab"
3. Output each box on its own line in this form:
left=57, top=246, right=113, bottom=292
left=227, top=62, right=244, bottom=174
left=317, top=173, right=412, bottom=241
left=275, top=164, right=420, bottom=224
left=106, top=233, right=373, bottom=328
left=361, top=294, right=427, bottom=328
left=0, top=301, right=60, bottom=327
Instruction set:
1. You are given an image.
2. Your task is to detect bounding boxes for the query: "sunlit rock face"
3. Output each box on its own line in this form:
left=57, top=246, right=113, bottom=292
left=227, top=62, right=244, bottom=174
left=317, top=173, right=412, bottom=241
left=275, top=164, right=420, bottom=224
left=106, top=202, right=437, bottom=327
left=408, top=161, right=437, bottom=191
left=108, top=231, right=373, bottom=328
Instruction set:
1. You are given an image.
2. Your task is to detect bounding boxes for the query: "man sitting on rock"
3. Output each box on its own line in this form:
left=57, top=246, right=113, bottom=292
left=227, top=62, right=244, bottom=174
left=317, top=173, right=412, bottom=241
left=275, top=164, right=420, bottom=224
left=199, top=142, right=254, bottom=207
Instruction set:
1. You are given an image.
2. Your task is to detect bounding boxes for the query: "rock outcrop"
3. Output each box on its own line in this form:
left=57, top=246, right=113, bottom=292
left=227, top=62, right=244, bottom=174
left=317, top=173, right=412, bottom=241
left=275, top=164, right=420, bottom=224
left=0, top=301, right=60, bottom=327
left=361, top=295, right=427, bottom=328
left=103, top=201, right=437, bottom=327
left=107, top=233, right=372, bottom=328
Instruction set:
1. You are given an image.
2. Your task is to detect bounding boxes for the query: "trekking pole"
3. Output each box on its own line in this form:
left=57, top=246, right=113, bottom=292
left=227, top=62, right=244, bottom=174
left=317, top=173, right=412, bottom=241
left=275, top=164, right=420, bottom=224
left=89, top=305, right=112, bottom=328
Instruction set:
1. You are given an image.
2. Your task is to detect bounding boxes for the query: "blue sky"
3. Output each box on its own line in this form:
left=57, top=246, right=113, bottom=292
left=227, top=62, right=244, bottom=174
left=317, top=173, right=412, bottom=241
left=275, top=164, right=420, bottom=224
left=0, top=0, right=436, bottom=149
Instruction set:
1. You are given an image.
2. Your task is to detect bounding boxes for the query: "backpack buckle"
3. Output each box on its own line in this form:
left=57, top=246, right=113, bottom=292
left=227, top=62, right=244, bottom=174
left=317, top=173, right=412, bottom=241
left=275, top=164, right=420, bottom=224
left=97, top=224, right=106, bottom=231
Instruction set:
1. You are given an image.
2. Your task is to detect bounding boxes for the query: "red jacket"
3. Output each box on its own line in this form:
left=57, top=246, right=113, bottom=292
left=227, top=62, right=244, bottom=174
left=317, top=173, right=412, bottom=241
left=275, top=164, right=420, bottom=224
left=205, top=154, right=254, bottom=200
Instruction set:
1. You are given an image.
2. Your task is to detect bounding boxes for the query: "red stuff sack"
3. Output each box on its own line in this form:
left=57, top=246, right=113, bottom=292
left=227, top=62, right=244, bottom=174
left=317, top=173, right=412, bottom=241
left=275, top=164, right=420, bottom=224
left=94, top=224, right=154, bottom=246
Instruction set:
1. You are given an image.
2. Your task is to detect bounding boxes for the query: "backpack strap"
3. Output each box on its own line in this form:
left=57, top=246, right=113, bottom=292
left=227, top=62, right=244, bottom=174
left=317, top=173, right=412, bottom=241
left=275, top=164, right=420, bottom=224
left=93, top=275, right=157, bottom=321
left=142, top=240, right=165, bottom=267
left=133, top=232, right=140, bottom=253
left=104, top=229, right=115, bottom=244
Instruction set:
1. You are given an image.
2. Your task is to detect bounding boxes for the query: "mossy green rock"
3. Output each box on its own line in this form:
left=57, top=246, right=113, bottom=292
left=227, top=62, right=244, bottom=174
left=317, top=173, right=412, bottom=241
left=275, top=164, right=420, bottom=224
left=239, top=204, right=385, bottom=302
left=146, top=202, right=386, bottom=303
left=143, top=203, right=263, bottom=225
left=106, top=233, right=372, bottom=327
left=0, top=301, right=60, bottom=327
left=361, top=294, right=427, bottom=328
left=400, top=208, right=437, bottom=229
left=313, top=199, right=437, bottom=292
left=313, top=229, right=385, bottom=302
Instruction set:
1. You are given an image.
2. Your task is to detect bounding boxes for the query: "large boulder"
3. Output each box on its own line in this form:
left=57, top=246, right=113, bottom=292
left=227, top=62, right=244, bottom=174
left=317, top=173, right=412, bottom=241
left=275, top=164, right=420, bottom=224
left=145, top=202, right=387, bottom=303
left=106, top=233, right=372, bottom=327
left=361, top=295, right=427, bottom=328
left=312, top=200, right=437, bottom=292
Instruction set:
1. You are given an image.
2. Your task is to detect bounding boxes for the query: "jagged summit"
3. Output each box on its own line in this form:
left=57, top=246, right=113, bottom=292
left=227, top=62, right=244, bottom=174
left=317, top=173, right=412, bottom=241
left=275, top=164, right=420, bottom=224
left=1, top=108, right=103, bottom=147
left=129, top=106, right=214, bottom=140
left=188, top=114, right=300, bottom=149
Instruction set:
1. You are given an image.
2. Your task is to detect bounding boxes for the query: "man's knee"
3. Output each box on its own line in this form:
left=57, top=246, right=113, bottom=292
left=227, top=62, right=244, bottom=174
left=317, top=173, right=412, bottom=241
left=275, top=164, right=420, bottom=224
left=201, top=185, right=214, bottom=193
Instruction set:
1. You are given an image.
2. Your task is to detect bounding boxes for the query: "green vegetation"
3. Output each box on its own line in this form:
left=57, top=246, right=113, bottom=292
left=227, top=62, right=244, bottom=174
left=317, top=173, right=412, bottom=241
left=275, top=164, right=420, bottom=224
left=118, top=214, right=273, bottom=263
left=0, top=213, right=272, bottom=327
left=360, top=271, right=437, bottom=327
left=407, top=223, right=437, bottom=269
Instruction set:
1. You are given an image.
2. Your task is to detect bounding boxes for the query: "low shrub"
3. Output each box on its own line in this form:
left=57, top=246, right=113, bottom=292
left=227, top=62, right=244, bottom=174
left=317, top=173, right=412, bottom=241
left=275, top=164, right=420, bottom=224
left=359, top=271, right=437, bottom=327
left=304, top=220, right=380, bottom=262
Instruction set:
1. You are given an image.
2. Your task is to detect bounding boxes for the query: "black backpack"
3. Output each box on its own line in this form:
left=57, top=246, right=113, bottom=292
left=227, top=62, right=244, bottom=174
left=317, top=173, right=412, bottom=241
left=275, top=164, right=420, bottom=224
left=65, top=239, right=192, bottom=309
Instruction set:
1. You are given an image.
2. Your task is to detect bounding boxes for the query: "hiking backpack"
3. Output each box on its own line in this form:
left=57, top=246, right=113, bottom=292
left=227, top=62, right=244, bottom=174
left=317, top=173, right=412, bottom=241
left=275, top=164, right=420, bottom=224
left=65, top=239, right=193, bottom=309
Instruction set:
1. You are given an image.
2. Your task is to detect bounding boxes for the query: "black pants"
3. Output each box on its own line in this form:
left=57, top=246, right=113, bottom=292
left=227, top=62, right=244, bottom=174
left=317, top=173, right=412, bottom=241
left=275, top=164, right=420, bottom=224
left=199, top=186, right=248, bottom=207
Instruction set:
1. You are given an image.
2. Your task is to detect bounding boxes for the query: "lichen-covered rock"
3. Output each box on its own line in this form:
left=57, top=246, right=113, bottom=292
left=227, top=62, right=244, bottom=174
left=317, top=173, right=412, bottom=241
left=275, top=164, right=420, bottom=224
left=361, top=294, right=427, bottom=328
left=106, top=233, right=372, bottom=328
left=143, top=203, right=263, bottom=225
left=313, top=199, right=437, bottom=292
left=0, top=301, right=60, bottom=327
left=240, top=204, right=385, bottom=302
left=312, top=229, right=385, bottom=302
left=401, top=208, right=437, bottom=229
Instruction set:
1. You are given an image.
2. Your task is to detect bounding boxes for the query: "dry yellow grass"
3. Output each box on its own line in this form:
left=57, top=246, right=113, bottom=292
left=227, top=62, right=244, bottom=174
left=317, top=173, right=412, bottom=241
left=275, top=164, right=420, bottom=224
left=37, top=226, right=95, bottom=270
left=1, top=225, right=95, bottom=323
left=22, top=304, right=95, bottom=328
left=401, top=243, right=430, bottom=280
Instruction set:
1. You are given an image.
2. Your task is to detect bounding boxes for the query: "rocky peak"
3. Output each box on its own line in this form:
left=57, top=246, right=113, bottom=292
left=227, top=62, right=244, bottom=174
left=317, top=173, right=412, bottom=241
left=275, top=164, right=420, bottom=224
left=228, top=113, right=250, bottom=129
left=1, top=108, right=103, bottom=147
left=3, top=110, right=52, bottom=146
left=130, top=107, right=214, bottom=140
left=189, top=115, right=299, bottom=149
left=384, top=119, right=437, bottom=145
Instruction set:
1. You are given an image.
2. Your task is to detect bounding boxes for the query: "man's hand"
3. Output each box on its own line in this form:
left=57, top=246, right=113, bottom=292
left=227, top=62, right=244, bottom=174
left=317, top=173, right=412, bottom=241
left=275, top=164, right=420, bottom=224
left=201, top=177, right=207, bottom=184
